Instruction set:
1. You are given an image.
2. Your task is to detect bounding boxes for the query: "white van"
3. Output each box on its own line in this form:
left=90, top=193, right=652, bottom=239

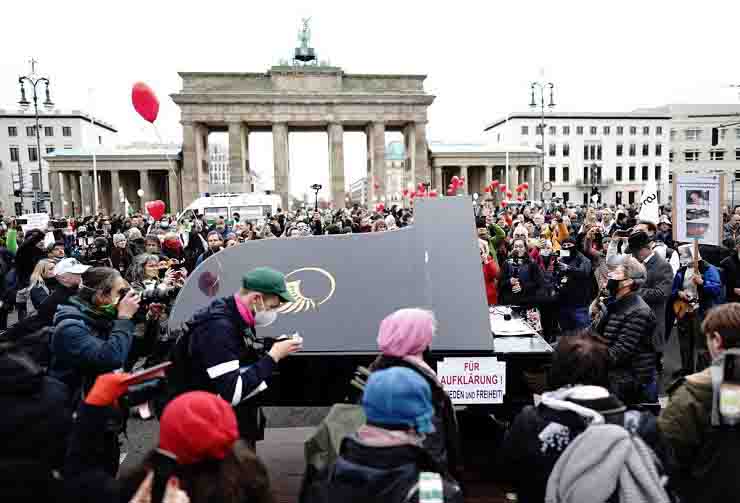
left=176, top=193, right=281, bottom=226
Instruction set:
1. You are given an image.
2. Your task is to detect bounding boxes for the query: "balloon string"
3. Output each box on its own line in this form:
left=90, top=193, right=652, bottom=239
left=152, top=123, right=182, bottom=212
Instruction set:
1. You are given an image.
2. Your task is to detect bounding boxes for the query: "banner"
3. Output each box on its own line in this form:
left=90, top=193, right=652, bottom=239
left=673, top=174, right=724, bottom=246
left=638, top=180, right=659, bottom=224
left=437, top=357, right=506, bottom=404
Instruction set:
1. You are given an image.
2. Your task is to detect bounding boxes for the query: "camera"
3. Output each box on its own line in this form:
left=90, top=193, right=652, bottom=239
left=118, top=377, right=167, bottom=409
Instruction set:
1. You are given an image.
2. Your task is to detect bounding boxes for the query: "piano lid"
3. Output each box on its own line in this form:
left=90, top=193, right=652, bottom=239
left=170, top=197, right=492, bottom=353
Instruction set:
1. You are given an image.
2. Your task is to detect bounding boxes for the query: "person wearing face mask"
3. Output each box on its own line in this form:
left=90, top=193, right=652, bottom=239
left=183, top=267, right=302, bottom=448
left=591, top=256, right=657, bottom=404
left=500, top=238, right=545, bottom=306
left=555, top=237, right=593, bottom=331
left=669, top=244, right=722, bottom=376
left=49, top=266, right=141, bottom=475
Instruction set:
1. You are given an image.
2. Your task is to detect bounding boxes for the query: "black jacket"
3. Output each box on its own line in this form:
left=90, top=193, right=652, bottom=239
left=639, top=254, right=674, bottom=352
left=499, top=257, right=545, bottom=306
left=594, top=293, right=656, bottom=403
left=15, top=230, right=45, bottom=288
left=303, top=435, right=463, bottom=503
left=557, top=250, right=593, bottom=307
left=0, top=348, right=72, bottom=502
left=720, top=253, right=740, bottom=303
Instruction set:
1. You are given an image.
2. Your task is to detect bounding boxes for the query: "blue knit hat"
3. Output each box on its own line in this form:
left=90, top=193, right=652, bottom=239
left=362, top=367, right=435, bottom=434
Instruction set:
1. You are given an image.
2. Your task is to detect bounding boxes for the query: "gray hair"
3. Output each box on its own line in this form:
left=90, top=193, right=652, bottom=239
left=616, top=255, right=646, bottom=280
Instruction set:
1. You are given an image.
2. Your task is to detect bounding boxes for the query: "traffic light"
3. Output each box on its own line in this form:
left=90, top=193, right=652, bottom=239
left=712, top=127, right=719, bottom=146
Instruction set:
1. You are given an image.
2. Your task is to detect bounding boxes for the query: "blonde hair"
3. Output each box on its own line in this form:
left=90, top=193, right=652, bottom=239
left=30, top=259, right=55, bottom=288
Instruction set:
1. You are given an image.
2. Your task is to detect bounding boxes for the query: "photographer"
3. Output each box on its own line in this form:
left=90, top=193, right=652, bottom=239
left=499, top=238, right=545, bottom=306
left=49, top=266, right=141, bottom=475
left=181, top=267, right=303, bottom=448
left=126, top=254, right=186, bottom=370
left=555, top=237, right=593, bottom=331
left=82, top=236, right=113, bottom=268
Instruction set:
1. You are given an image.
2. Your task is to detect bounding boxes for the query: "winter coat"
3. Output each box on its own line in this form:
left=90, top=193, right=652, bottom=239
left=668, top=261, right=721, bottom=324
left=0, top=348, right=72, bottom=502
left=14, top=230, right=45, bottom=288
left=482, top=259, right=499, bottom=306
left=557, top=250, right=593, bottom=307
left=127, top=238, right=146, bottom=258
left=594, top=293, right=657, bottom=403
left=499, top=257, right=545, bottom=306
left=49, top=298, right=135, bottom=399
left=111, top=247, right=133, bottom=276
left=30, top=282, right=51, bottom=310
left=195, top=246, right=223, bottom=267
left=501, top=392, right=668, bottom=503
left=302, top=435, right=463, bottom=503
left=720, top=253, right=740, bottom=303
left=639, top=254, right=674, bottom=352
left=368, top=355, right=462, bottom=478
left=186, top=296, right=278, bottom=443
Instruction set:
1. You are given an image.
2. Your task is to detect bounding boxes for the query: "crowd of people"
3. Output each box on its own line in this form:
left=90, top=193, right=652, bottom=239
left=0, top=198, right=739, bottom=502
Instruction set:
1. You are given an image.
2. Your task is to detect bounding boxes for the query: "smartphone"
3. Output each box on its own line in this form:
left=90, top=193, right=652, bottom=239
left=16, top=218, right=28, bottom=225
left=122, top=361, right=173, bottom=386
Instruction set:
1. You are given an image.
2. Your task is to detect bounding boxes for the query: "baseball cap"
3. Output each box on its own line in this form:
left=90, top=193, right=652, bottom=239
left=242, top=267, right=295, bottom=303
left=362, top=367, right=435, bottom=434
left=53, top=258, right=90, bottom=275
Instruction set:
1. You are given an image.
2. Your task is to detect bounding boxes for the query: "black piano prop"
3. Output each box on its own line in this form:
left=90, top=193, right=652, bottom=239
left=170, top=197, right=552, bottom=419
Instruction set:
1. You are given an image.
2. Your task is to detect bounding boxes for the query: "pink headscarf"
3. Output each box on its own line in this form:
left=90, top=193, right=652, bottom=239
left=377, top=308, right=435, bottom=357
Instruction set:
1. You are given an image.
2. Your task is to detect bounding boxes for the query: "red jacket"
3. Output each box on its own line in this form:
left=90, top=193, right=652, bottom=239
left=482, top=259, right=499, bottom=306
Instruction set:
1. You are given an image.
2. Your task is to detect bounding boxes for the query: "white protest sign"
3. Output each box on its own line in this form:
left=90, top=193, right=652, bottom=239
left=20, top=213, right=49, bottom=233
left=638, top=180, right=659, bottom=224
left=437, top=357, right=506, bottom=404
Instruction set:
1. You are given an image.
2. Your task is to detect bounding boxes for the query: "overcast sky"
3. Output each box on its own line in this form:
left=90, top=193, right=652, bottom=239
left=1, top=0, right=738, bottom=199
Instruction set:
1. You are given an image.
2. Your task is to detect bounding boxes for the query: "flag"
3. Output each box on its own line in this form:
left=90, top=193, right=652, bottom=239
left=638, top=180, right=659, bottom=224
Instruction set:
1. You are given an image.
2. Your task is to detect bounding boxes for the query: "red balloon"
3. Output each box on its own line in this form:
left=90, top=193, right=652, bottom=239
left=500, top=185, right=507, bottom=193
left=418, top=182, right=426, bottom=191
left=506, top=190, right=513, bottom=198
left=501, top=201, right=508, bottom=208
left=373, top=183, right=379, bottom=189
left=131, top=82, right=160, bottom=123
left=410, top=192, right=416, bottom=199
left=451, top=175, right=460, bottom=184
left=447, top=189, right=454, bottom=196
left=402, top=189, right=409, bottom=197
left=491, top=180, right=500, bottom=187
left=484, top=186, right=491, bottom=193
left=145, top=200, right=166, bottom=220
left=522, top=183, right=529, bottom=189
left=516, top=186, right=523, bottom=193
left=429, top=190, right=438, bottom=197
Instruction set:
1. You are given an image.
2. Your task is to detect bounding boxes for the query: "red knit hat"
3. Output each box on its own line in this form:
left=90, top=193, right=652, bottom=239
left=159, top=391, right=239, bottom=465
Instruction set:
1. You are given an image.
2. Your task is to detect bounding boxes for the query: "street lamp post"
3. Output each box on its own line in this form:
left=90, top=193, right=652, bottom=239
left=18, top=59, right=54, bottom=213
left=310, top=184, right=322, bottom=211
left=529, top=80, right=555, bottom=201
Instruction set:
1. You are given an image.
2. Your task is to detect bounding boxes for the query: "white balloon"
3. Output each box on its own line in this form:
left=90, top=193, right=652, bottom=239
left=137, top=189, right=145, bottom=197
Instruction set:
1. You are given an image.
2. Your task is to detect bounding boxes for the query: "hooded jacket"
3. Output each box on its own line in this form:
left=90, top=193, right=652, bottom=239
left=14, top=230, right=45, bottom=288
left=0, top=348, right=72, bottom=501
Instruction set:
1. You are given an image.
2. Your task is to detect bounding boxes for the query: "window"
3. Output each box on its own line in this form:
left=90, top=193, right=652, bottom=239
left=98, top=135, right=101, bottom=145
left=630, top=126, right=637, bottom=135
left=562, top=166, right=569, bottom=182
left=670, top=129, right=676, bottom=140
left=583, top=166, right=589, bottom=183
left=616, top=191, right=623, bottom=205
left=670, top=150, right=675, bottom=162
left=597, top=145, right=602, bottom=160
left=590, top=126, right=597, bottom=135
left=62, top=126, right=72, bottom=137
left=642, top=165, right=649, bottom=181
left=616, top=143, right=624, bottom=156
left=9, top=146, right=19, bottom=162
left=736, top=149, right=740, bottom=161
left=655, top=143, right=662, bottom=156
left=563, top=143, right=570, bottom=157
left=643, top=126, right=650, bottom=136
left=628, top=191, right=636, bottom=205
left=563, top=192, right=569, bottom=203
left=549, top=166, right=556, bottom=182
left=710, top=150, right=725, bottom=161
left=629, top=165, right=636, bottom=181
left=685, top=128, right=702, bottom=141
left=521, top=125, right=529, bottom=135
left=28, top=146, right=38, bottom=162
left=685, top=150, right=700, bottom=162
left=616, top=165, right=623, bottom=181
left=583, top=193, right=589, bottom=205
left=31, top=173, right=40, bottom=191
left=8, top=126, right=17, bottom=137
left=549, top=144, right=556, bottom=156
left=26, top=126, right=36, bottom=137
left=656, top=126, right=663, bottom=135
left=44, top=126, right=53, bottom=137
left=603, top=126, right=611, bottom=135
left=576, top=126, right=584, bottom=135
left=562, top=126, right=570, bottom=135
left=616, top=126, right=624, bottom=136
left=655, top=165, right=662, bottom=180
left=64, top=145, right=73, bottom=150
left=549, top=126, right=556, bottom=135
left=583, top=145, right=589, bottom=159
left=45, top=146, right=55, bottom=154
left=642, top=144, right=649, bottom=156
left=536, top=124, right=544, bottom=135
left=629, top=144, right=636, bottom=156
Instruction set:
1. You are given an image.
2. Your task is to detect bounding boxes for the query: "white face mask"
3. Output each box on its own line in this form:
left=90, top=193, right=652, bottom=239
left=254, top=297, right=278, bottom=327
left=560, top=249, right=570, bottom=257
left=541, top=250, right=551, bottom=257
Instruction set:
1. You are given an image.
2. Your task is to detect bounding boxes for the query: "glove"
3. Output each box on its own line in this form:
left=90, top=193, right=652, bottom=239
left=85, top=372, right=131, bottom=407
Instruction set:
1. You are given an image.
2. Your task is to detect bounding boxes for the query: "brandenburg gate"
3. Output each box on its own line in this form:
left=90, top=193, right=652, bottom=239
left=171, top=66, right=435, bottom=209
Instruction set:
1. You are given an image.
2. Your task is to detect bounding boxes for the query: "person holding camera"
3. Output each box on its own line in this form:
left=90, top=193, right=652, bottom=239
left=49, top=266, right=141, bottom=475
left=499, top=238, right=545, bottom=306
left=181, top=266, right=302, bottom=448
left=555, top=237, right=593, bottom=331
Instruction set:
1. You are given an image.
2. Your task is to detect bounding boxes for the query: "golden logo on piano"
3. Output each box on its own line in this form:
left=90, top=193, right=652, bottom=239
left=275, top=267, right=336, bottom=314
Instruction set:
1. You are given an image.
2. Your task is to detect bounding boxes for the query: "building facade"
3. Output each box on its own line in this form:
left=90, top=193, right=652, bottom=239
left=208, top=143, right=229, bottom=188
left=349, top=177, right=368, bottom=206
left=637, top=104, right=740, bottom=206
left=485, top=112, right=671, bottom=206
left=0, top=109, right=117, bottom=215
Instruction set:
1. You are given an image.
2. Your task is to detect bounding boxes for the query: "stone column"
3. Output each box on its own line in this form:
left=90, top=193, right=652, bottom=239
left=486, top=166, right=494, bottom=186
left=528, top=167, right=535, bottom=200
left=110, top=170, right=123, bottom=216
left=413, top=122, right=429, bottom=186
left=139, top=170, right=150, bottom=210
left=460, top=166, right=469, bottom=195
left=272, top=122, right=290, bottom=210
left=181, top=122, right=199, bottom=206
left=403, top=123, right=417, bottom=188
left=48, top=171, right=61, bottom=217
left=168, top=170, right=181, bottom=214
left=327, top=123, right=345, bottom=208
left=367, top=122, right=386, bottom=203
left=434, top=166, right=443, bottom=193
left=228, top=122, right=249, bottom=193
left=80, top=170, right=94, bottom=215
